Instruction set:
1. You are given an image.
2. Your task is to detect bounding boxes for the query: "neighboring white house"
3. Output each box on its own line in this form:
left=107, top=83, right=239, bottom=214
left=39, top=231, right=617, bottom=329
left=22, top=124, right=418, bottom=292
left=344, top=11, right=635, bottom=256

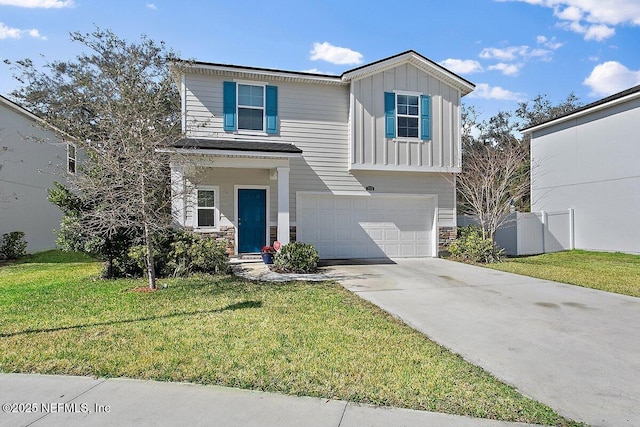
left=0, top=95, right=72, bottom=253
left=523, top=84, right=640, bottom=255
left=169, top=50, right=475, bottom=259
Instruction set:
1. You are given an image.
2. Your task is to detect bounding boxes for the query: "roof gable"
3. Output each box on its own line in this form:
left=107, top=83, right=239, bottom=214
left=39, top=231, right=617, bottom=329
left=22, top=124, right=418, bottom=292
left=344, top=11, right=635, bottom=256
left=341, top=50, right=475, bottom=96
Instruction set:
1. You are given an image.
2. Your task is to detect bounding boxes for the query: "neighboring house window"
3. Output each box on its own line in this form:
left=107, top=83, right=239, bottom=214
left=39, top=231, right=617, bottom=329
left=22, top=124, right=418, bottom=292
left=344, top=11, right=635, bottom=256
left=67, top=143, right=76, bottom=174
left=194, top=187, right=219, bottom=229
left=223, top=81, right=278, bottom=134
left=385, top=92, right=431, bottom=140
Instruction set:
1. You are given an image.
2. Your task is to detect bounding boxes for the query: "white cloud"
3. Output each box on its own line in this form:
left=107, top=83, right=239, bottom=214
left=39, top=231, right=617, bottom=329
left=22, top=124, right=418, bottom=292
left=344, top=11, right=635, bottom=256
left=468, top=83, right=525, bottom=101
left=537, top=35, right=564, bottom=49
left=555, top=5, right=582, bottom=21
left=584, top=24, right=616, bottom=41
left=479, top=44, right=557, bottom=62
left=301, top=68, right=335, bottom=75
left=0, top=0, right=73, bottom=7
left=497, top=0, right=640, bottom=41
left=27, top=28, right=46, bottom=40
left=583, top=61, right=640, bottom=96
left=0, top=22, right=21, bottom=39
left=439, top=58, right=483, bottom=74
left=310, top=42, right=363, bottom=65
left=146, top=3, right=157, bottom=10
left=489, top=63, right=521, bottom=76
left=479, top=46, right=525, bottom=61
left=0, top=21, right=46, bottom=40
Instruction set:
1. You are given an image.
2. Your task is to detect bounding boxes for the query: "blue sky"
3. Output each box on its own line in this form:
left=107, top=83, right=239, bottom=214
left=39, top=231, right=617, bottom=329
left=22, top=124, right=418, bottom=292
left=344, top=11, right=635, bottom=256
left=1, top=0, right=639, bottom=121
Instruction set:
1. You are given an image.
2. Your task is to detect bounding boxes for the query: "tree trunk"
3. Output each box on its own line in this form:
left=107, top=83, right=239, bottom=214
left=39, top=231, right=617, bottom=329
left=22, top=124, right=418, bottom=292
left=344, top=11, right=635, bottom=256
left=144, top=222, right=156, bottom=290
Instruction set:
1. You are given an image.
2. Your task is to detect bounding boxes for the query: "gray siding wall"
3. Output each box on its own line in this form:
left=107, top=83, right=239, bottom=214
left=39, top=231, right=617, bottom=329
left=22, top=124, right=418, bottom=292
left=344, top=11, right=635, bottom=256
left=0, top=103, right=66, bottom=252
left=531, top=96, right=640, bottom=254
left=350, top=63, right=461, bottom=171
left=183, top=73, right=456, bottom=226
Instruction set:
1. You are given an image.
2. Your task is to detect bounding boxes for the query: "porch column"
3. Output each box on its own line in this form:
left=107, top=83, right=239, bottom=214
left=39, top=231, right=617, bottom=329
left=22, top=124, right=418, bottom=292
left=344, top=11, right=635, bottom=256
left=276, top=166, right=290, bottom=245
left=170, top=162, right=186, bottom=226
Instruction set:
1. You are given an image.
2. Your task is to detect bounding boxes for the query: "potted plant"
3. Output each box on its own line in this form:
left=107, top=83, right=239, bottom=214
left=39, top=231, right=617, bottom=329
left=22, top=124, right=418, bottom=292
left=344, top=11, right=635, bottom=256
left=261, top=245, right=276, bottom=264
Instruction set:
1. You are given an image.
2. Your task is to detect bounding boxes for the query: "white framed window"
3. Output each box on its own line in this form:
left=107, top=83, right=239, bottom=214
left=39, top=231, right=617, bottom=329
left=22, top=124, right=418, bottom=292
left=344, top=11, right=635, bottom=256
left=194, top=186, right=219, bottom=230
left=67, top=143, right=76, bottom=174
left=237, top=83, right=265, bottom=132
left=396, top=93, right=420, bottom=139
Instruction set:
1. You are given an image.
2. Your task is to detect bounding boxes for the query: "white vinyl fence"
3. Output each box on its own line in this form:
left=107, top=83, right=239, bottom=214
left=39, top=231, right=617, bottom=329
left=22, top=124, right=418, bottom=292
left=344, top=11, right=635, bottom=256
left=457, top=209, right=575, bottom=256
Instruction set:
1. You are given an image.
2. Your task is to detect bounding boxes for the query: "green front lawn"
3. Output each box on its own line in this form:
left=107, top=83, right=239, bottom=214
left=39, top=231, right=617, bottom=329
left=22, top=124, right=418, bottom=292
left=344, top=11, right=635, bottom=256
left=0, top=251, right=577, bottom=425
left=489, top=250, right=640, bottom=297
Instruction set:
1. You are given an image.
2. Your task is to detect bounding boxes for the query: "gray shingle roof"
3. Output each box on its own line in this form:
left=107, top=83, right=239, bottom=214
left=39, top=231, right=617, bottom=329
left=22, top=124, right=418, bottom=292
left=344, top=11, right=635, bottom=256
left=171, top=138, right=302, bottom=154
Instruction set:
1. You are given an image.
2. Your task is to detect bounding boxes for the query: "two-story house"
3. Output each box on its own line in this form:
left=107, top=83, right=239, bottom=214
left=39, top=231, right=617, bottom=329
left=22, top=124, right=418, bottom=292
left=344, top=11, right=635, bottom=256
left=524, top=84, right=640, bottom=255
left=0, top=95, right=72, bottom=252
left=168, top=50, right=475, bottom=259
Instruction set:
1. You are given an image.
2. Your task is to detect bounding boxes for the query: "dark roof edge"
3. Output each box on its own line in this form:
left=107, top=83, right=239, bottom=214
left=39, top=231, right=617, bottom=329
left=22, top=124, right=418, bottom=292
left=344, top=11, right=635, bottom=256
left=522, top=84, right=640, bottom=133
left=172, top=138, right=303, bottom=154
left=174, top=50, right=475, bottom=89
left=172, top=59, right=341, bottom=79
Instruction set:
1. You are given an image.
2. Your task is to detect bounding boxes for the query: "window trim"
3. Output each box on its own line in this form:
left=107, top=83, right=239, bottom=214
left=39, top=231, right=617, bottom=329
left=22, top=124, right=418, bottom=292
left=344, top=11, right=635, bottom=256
left=394, top=90, right=422, bottom=141
left=67, top=143, right=76, bottom=174
left=193, top=185, right=220, bottom=231
left=236, top=80, right=266, bottom=134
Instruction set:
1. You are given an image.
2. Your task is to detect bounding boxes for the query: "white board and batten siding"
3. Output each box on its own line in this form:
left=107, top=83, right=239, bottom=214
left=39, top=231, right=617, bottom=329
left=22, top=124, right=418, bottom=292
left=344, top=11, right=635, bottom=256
left=350, top=63, right=461, bottom=172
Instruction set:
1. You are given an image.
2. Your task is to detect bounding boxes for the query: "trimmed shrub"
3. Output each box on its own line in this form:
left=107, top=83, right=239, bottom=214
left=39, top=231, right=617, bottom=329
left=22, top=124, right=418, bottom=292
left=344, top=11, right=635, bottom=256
left=129, top=229, right=228, bottom=278
left=273, top=242, right=319, bottom=274
left=167, top=231, right=228, bottom=276
left=449, top=226, right=504, bottom=263
left=0, top=231, right=28, bottom=260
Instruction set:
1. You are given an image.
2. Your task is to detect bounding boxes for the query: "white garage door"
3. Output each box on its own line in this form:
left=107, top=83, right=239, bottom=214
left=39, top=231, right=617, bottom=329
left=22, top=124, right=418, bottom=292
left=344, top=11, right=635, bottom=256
left=296, top=193, right=436, bottom=259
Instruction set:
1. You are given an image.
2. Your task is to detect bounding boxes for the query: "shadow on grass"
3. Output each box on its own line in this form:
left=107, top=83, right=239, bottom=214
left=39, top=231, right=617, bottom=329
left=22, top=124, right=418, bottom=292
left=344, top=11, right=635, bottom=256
left=0, top=300, right=262, bottom=338
left=19, top=250, right=97, bottom=265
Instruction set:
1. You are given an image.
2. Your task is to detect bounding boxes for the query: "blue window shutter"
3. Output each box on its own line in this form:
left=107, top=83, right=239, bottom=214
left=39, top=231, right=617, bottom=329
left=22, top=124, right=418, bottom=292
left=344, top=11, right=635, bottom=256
left=223, top=81, right=236, bottom=131
left=421, top=95, right=431, bottom=140
left=384, top=92, right=396, bottom=138
left=265, top=85, right=278, bottom=134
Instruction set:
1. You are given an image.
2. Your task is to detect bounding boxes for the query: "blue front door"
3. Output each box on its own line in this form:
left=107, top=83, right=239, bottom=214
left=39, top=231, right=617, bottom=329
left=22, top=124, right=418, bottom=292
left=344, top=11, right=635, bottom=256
left=238, top=189, right=267, bottom=253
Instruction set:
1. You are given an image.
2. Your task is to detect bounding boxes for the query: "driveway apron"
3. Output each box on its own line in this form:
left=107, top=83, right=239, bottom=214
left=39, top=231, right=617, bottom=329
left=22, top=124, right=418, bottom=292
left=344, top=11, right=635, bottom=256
left=327, top=258, right=640, bottom=427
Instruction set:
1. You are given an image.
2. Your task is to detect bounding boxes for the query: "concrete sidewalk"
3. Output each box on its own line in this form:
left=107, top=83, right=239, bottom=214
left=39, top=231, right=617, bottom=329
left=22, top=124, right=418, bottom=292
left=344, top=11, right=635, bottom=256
left=0, top=373, right=538, bottom=427
left=325, top=258, right=640, bottom=427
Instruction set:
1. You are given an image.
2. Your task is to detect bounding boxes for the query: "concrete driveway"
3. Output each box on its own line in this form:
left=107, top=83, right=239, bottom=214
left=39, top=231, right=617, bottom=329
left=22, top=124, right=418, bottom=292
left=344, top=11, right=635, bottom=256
left=324, top=258, right=640, bottom=427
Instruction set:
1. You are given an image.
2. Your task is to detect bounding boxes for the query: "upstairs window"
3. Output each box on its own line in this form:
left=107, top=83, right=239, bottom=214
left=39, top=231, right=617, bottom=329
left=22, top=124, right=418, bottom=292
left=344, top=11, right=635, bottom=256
left=223, top=81, right=278, bottom=134
left=396, top=94, right=419, bottom=138
left=238, top=84, right=264, bottom=131
left=385, top=92, right=431, bottom=140
left=67, top=143, right=76, bottom=174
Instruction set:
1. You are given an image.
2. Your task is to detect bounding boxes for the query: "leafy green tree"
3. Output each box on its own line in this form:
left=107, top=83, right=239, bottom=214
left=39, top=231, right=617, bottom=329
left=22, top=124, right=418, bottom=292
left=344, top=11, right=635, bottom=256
left=7, top=28, right=184, bottom=289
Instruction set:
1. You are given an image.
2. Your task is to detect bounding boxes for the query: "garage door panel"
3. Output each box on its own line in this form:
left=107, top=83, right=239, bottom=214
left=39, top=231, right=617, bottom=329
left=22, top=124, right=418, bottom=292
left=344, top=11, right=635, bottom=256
left=297, top=193, right=435, bottom=259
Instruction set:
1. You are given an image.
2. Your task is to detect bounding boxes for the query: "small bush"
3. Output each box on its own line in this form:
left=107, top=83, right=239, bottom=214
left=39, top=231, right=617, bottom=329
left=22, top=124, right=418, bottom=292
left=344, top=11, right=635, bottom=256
left=128, top=229, right=229, bottom=278
left=168, top=232, right=229, bottom=276
left=273, top=241, right=319, bottom=273
left=0, top=231, right=28, bottom=260
left=449, top=226, right=504, bottom=263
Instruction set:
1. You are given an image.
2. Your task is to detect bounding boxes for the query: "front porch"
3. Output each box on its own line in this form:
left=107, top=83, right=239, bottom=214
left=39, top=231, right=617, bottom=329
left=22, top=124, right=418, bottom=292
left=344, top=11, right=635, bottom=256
left=168, top=138, right=302, bottom=256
